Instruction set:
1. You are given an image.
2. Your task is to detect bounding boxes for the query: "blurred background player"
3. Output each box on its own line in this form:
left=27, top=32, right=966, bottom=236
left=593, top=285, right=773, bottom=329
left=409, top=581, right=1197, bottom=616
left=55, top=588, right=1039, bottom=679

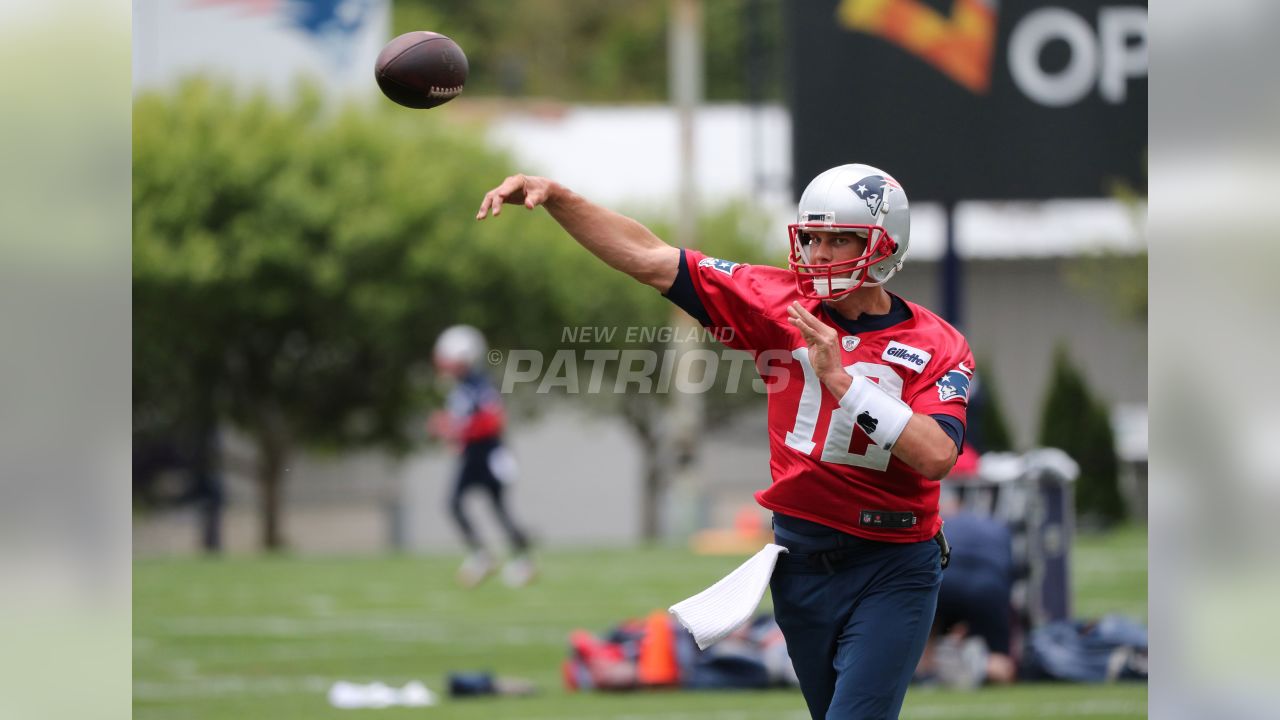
left=430, top=324, right=535, bottom=588
left=916, top=496, right=1019, bottom=688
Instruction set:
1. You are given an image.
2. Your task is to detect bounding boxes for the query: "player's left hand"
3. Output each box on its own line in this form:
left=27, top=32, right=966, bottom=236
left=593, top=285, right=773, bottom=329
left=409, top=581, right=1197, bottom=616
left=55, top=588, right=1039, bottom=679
left=787, top=302, right=843, bottom=383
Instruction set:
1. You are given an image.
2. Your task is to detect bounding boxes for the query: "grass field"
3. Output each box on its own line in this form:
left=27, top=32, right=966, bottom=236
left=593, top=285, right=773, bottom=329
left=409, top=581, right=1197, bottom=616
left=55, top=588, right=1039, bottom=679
left=134, top=525, right=1147, bottom=719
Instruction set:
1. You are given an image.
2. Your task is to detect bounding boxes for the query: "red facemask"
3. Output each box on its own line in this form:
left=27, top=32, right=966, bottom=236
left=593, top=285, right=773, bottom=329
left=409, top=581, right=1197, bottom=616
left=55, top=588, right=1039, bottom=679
left=786, top=224, right=898, bottom=300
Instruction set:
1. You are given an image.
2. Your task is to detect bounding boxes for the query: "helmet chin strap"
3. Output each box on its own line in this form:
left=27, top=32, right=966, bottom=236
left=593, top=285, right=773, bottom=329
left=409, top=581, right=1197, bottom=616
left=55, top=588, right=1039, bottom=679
left=812, top=272, right=863, bottom=296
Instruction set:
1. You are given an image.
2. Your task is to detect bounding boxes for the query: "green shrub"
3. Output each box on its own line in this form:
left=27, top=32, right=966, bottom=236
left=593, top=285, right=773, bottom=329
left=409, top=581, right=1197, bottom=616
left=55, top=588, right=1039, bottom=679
left=973, top=357, right=1015, bottom=452
left=1037, top=346, right=1125, bottom=525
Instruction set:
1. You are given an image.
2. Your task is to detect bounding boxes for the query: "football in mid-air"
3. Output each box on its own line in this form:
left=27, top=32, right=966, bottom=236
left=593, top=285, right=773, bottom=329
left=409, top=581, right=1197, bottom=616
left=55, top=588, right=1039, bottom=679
left=374, top=31, right=468, bottom=109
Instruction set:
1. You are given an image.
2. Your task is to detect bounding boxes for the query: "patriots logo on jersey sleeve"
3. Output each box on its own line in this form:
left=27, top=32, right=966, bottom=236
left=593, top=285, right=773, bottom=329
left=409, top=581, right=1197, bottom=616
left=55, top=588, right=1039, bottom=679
left=698, top=257, right=741, bottom=277
left=936, top=363, right=973, bottom=403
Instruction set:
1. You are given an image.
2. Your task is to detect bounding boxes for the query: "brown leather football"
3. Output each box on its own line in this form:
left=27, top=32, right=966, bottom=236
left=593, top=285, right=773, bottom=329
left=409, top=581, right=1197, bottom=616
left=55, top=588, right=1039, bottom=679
left=374, top=31, right=468, bottom=109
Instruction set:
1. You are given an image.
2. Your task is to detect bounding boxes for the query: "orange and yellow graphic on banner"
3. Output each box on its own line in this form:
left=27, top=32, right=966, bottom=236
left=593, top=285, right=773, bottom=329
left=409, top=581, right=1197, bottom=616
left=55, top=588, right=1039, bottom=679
left=838, top=0, right=998, bottom=94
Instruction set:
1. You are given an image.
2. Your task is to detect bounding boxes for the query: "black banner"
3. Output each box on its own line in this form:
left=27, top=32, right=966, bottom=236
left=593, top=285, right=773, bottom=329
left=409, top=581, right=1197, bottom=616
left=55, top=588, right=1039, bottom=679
left=786, top=0, right=1147, bottom=201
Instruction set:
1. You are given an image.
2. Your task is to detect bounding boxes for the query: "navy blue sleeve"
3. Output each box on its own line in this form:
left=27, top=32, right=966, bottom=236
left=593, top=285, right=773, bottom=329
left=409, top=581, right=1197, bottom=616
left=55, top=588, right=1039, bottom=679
left=931, top=414, right=965, bottom=452
left=661, top=248, right=714, bottom=327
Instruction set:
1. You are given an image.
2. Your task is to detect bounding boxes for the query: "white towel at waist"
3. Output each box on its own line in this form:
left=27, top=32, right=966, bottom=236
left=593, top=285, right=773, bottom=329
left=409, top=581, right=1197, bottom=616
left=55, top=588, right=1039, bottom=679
left=668, top=543, right=788, bottom=650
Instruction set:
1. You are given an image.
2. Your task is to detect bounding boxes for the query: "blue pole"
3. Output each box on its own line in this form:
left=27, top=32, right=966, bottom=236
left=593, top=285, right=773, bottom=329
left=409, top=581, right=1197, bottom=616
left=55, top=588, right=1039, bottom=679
left=941, top=201, right=962, bottom=328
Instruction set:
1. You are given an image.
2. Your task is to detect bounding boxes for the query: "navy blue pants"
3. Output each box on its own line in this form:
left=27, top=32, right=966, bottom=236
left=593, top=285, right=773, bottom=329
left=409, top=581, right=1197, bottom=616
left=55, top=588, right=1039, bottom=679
left=448, top=439, right=529, bottom=553
left=770, top=513, right=941, bottom=720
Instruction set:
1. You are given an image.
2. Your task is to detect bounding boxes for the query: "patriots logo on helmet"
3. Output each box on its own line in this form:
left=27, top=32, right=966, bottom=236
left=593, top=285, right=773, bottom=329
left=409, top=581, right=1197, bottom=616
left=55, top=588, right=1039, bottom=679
left=698, top=257, right=740, bottom=277
left=848, top=175, right=901, bottom=216
left=936, top=364, right=973, bottom=403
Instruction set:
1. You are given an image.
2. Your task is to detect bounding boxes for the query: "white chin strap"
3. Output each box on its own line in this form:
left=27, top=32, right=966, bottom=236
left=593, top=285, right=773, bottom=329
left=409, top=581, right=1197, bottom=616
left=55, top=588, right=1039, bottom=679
left=812, top=275, right=857, bottom=296
left=813, top=268, right=888, bottom=297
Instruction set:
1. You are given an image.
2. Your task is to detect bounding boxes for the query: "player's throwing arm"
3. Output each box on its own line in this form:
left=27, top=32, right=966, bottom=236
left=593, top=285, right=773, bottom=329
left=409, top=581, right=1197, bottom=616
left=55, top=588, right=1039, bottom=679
left=476, top=174, right=678, bottom=291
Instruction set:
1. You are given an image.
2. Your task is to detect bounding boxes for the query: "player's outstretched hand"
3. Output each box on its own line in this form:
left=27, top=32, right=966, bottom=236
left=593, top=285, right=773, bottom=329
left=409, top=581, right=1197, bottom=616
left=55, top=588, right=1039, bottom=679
left=787, top=301, right=842, bottom=382
left=476, top=174, right=557, bottom=220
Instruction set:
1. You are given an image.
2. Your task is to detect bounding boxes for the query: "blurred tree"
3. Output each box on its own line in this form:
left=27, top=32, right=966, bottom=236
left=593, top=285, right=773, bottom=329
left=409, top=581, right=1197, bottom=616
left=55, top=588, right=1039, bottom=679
left=1037, top=346, right=1125, bottom=526
left=134, top=81, right=618, bottom=548
left=619, top=204, right=774, bottom=540
left=971, top=357, right=1015, bottom=453
left=1079, top=395, right=1123, bottom=525
left=134, top=81, right=773, bottom=548
left=1065, top=250, right=1147, bottom=325
left=1065, top=160, right=1147, bottom=325
left=392, top=0, right=784, bottom=102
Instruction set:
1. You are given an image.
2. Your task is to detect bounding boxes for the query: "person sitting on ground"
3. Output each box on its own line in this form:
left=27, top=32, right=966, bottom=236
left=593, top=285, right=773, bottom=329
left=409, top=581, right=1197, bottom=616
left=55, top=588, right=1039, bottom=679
left=915, top=502, right=1018, bottom=688
left=564, top=611, right=799, bottom=692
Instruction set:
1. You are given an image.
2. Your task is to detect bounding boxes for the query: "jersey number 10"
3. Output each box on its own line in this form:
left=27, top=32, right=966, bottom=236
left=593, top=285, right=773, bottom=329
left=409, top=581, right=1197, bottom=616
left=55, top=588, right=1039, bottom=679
left=783, top=348, right=904, bottom=471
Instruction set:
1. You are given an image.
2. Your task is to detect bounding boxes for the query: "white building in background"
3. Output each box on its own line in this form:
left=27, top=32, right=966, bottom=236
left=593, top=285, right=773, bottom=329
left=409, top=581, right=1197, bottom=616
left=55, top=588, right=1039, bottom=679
left=485, top=103, right=1147, bottom=263
left=132, top=0, right=389, bottom=98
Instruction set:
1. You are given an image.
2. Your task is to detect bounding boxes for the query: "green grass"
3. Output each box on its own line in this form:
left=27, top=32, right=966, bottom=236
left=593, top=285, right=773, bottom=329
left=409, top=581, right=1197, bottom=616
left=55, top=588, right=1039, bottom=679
left=134, top=526, right=1147, bottom=719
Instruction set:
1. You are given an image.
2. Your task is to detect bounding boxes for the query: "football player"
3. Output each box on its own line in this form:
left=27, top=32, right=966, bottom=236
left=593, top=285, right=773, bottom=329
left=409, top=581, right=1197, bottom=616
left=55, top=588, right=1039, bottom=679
left=477, top=163, right=973, bottom=718
left=431, top=325, right=535, bottom=588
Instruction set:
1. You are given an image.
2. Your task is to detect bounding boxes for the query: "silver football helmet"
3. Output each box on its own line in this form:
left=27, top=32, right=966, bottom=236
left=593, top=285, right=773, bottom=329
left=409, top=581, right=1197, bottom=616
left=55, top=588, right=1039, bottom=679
left=788, top=163, right=911, bottom=300
left=434, top=324, right=487, bottom=370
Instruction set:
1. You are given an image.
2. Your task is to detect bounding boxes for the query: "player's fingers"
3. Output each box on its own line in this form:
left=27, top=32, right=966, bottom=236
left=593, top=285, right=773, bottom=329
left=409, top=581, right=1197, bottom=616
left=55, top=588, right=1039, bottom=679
left=524, top=185, right=546, bottom=209
left=480, top=185, right=513, bottom=218
left=792, top=318, right=819, bottom=344
left=487, top=188, right=512, bottom=216
left=788, top=303, right=819, bottom=334
left=787, top=315, right=818, bottom=343
left=476, top=191, right=497, bottom=219
left=785, top=307, right=806, bottom=333
left=786, top=302, right=806, bottom=324
left=792, top=303, right=838, bottom=347
left=504, top=173, right=527, bottom=192
left=790, top=301, right=823, bottom=325
left=498, top=174, right=531, bottom=213
left=797, top=303, right=835, bottom=340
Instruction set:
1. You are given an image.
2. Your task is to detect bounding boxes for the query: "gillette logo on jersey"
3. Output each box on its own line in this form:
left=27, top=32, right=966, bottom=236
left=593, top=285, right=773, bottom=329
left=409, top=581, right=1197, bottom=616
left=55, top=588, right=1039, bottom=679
left=881, top=341, right=931, bottom=372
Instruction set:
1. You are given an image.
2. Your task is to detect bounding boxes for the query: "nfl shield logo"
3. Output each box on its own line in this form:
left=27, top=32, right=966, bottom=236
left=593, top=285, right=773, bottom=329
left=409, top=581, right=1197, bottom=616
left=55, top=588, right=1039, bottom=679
left=842, top=336, right=860, bottom=352
left=698, top=257, right=740, bottom=276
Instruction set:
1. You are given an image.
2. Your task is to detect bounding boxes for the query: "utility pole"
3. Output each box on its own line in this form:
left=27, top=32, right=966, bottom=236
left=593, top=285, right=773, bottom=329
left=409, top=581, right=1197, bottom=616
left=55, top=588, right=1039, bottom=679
left=671, top=0, right=702, bottom=252
left=659, top=0, right=706, bottom=542
left=941, top=201, right=963, bottom=328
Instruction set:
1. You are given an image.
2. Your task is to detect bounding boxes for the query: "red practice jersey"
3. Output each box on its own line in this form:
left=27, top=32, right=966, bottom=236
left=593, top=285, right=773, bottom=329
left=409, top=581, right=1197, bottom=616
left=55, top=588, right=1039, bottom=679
left=669, top=249, right=974, bottom=542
